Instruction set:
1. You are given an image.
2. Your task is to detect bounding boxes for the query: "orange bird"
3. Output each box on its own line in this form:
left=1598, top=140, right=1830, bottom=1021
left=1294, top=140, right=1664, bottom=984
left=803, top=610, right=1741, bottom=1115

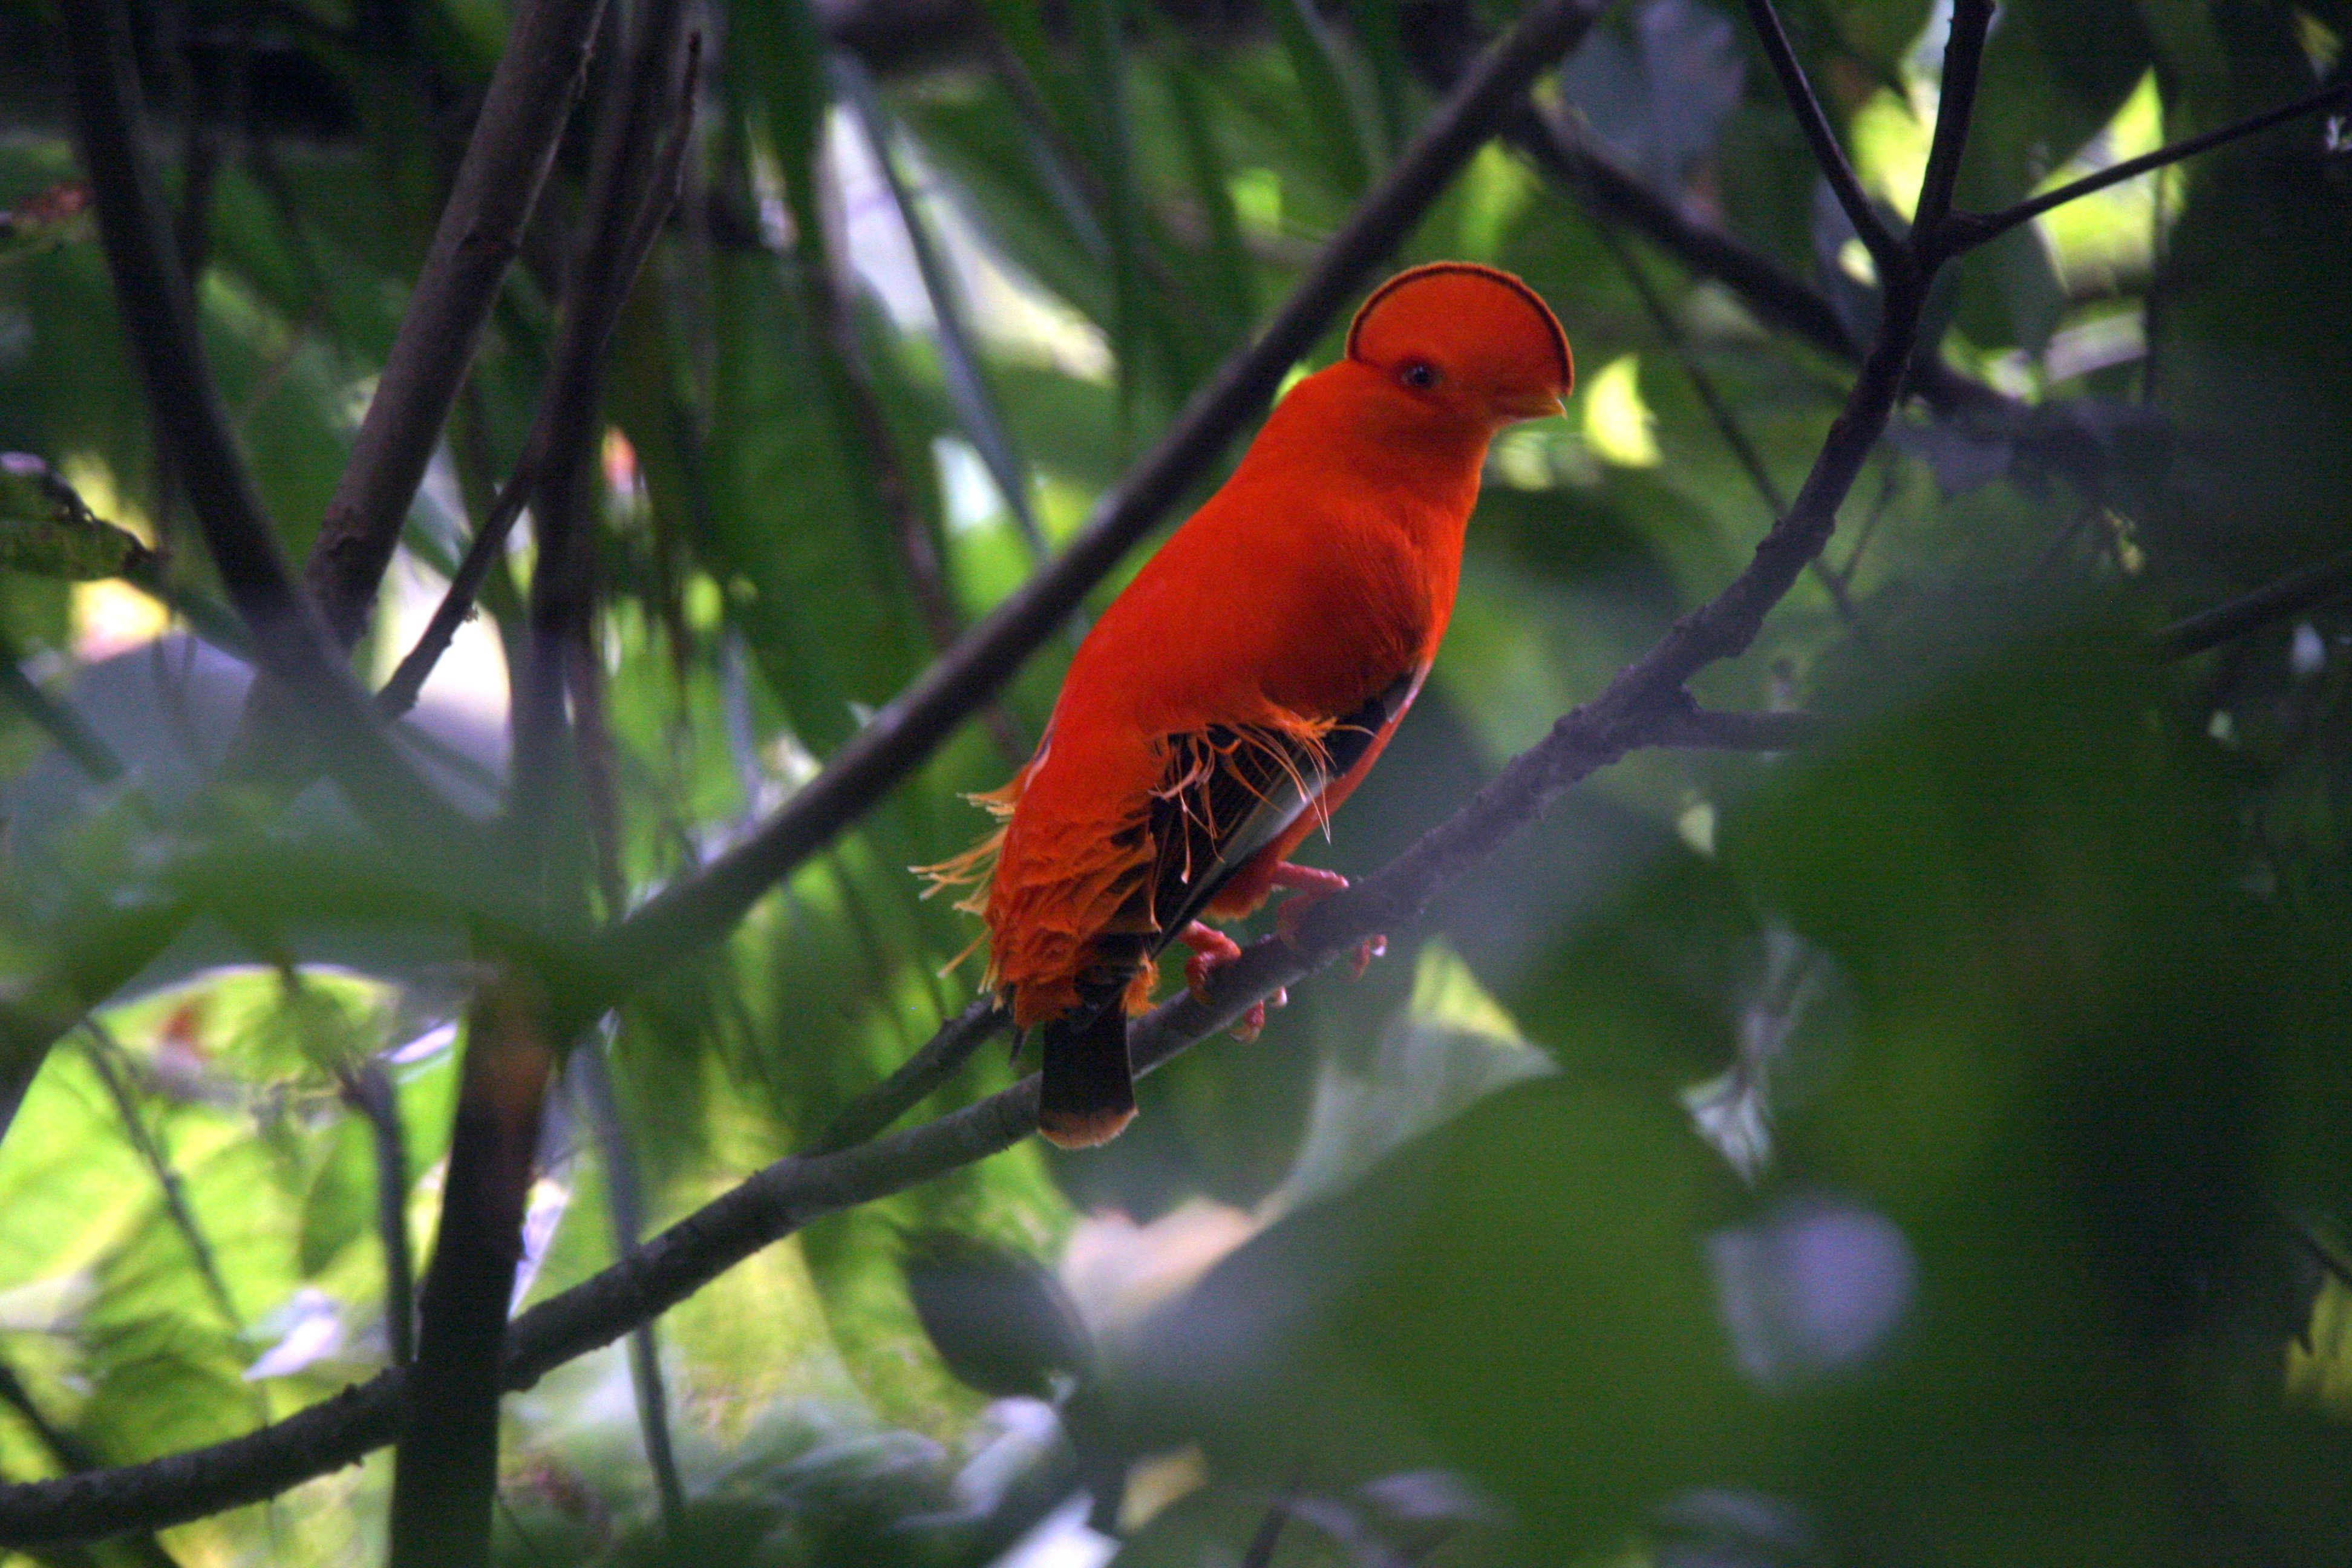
left=926, top=263, right=1572, bottom=1148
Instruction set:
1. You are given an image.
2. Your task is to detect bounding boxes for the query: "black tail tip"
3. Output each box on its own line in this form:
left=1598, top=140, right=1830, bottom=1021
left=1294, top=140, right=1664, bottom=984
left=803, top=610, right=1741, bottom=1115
left=1039, top=1002, right=1136, bottom=1149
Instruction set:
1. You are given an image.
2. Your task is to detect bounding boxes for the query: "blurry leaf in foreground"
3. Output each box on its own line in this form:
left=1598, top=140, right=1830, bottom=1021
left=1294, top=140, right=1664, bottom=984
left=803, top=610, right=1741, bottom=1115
left=1276, top=938, right=1553, bottom=1215
left=1557, top=0, right=1744, bottom=196
left=1705, top=1192, right=1916, bottom=1389
left=903, top=1229, right=1094, bottom=1400
left=0, top=452, right=150, bottom=580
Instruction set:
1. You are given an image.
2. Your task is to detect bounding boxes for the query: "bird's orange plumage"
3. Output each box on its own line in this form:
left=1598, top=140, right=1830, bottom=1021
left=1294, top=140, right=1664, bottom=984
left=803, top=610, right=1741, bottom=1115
left=925, top=263, right=1572, bottom=1148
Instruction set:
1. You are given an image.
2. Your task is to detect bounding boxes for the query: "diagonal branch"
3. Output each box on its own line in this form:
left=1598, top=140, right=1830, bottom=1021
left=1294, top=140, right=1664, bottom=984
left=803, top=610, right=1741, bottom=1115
left=0, top=632, right=123, bottom=783
left=580, top=0, right=1615, bottom=1021
left=379, top=35, right=699, bottom=725
left=1909, top=0, right=1995, bottom=250
left=302, top=0, right=611, bottom=648
left=59, top=0, right=478, bottom=868
left=1938, top=76, right=2352, bottom=258
left=2157, top=550, right=2352, bottom=662
left=1736, top=0, right=1904, bottom=276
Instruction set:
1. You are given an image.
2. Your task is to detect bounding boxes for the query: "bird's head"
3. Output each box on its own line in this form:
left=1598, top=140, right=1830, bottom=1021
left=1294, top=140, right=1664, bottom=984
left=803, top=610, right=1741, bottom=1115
left=1345, top=262, right=1573, bottom=430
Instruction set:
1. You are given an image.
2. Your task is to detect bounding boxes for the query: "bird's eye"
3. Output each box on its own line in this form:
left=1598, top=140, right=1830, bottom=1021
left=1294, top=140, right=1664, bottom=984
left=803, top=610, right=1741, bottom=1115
left=1399, top=362, right=1439, bottom=390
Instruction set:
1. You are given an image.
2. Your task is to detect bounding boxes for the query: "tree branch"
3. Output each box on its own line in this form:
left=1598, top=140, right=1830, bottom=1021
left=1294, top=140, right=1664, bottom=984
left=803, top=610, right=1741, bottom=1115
left=1909, top=0, right=1994, bottom=251
left=570, top=1044, right=686, bottom=1537
left=1737, top=0, right=1904, bottom=276
left=301, top=0, right=611, bottom=649
left=0, top=632, right=123, bottom=783
left=511, top=3, right=695, bottom=848
left=2157, top=551, right=2352, bottom=662
left=388, top=973, right=554, bottom=1568
left=335, top=1059, right=416, bottom=1367
left=580, top=0, right=1615, bottom=1024
left=1939, top=76, right=2352, bottom=258
left=1391, top=4, right=2011, bottom=420
left=379, top=32, right=698, bottom=725
left=59, top=0, right=479, bottom=868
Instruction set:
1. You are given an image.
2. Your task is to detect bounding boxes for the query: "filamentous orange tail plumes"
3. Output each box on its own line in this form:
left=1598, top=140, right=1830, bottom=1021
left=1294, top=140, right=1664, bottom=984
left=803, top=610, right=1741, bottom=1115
left=923, top=263, right=1572, bottom=1148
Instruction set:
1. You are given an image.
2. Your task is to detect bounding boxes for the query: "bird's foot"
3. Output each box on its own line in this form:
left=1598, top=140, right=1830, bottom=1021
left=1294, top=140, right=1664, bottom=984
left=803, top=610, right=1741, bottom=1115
left=1272, top=863, right=1350, bottom=948
left=1229, top=988, right=1288, bottom=1044
left=1178, top=920, right=1243, bottom=1003
left=1350, top=933, right=1389, bottom=979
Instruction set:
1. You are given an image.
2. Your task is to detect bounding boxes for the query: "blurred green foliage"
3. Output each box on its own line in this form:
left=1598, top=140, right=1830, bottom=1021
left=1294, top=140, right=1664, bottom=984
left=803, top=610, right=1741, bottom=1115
left=0, top=0, right=2348, bottom=1563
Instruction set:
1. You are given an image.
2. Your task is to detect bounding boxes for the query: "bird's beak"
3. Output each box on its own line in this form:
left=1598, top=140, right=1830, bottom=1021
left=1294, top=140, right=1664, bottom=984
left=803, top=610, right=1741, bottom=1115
left=1494, top=390, right=1568, bottom=422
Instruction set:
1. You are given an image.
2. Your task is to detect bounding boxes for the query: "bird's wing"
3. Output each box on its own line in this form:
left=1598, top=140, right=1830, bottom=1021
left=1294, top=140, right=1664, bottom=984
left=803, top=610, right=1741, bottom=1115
left=1145, top=668, right=1419, bottom=943
left=1056, top=669, right=1419, bottom=1031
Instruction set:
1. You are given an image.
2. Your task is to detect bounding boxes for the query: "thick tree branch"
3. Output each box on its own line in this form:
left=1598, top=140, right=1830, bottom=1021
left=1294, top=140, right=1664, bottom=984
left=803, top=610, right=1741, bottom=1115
left=301, top=0, right=610, bottom=648
left=581, top=0, right=1614, bottom=1021
left=387, top=974, right=554, bottom=1568
left=1940, top=76, right=2352, bottom=258
left=1737, top=0, right=1904, bottom=276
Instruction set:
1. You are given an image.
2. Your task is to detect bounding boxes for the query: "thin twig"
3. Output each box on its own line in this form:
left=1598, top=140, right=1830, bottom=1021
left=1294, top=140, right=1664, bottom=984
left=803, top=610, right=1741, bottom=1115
left=1940, top=77, right=2352, bottom=258
left=809, top=998, right=1007, bottom=1154
left=0, top=633, right=123, bottom=782
left=380, top=30, right=701, bottom=725
left=2157, top=552, right=2352, bottom=662
left=1737, top=0, right=1904, bottom=274
left=76, top=1025, right=241, bottom=1333
left=376, top=471, right=531, bottom=719
left=1589, top=217, right=1855, bottom=624
left=570, top=1044, right=687, bottom=1538
left=336, top=1059, right=416, bottom=1367
left=835, top=50, right=1049, bottom=564
left=581, top=0, right=1615, bottom=1027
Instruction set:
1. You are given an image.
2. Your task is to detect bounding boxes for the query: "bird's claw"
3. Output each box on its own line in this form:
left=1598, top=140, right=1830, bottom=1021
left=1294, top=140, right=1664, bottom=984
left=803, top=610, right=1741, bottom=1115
left=1178, top=920, right=1243, bottom=1003
left=1229, top=988, right=1287, bottom=1043
left=1350, top=934, right=1388, bottom=979
left=1271, top=863, right=1349, bottom=948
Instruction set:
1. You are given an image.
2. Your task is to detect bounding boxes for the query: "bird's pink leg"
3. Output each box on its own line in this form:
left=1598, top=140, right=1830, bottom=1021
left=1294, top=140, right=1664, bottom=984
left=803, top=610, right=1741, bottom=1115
left=1270, top=864, right=1386, bottom=978
left=1177, top=921, right=1284, bottom=1042
left=1177, top=921, right=1242, bottom=1003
